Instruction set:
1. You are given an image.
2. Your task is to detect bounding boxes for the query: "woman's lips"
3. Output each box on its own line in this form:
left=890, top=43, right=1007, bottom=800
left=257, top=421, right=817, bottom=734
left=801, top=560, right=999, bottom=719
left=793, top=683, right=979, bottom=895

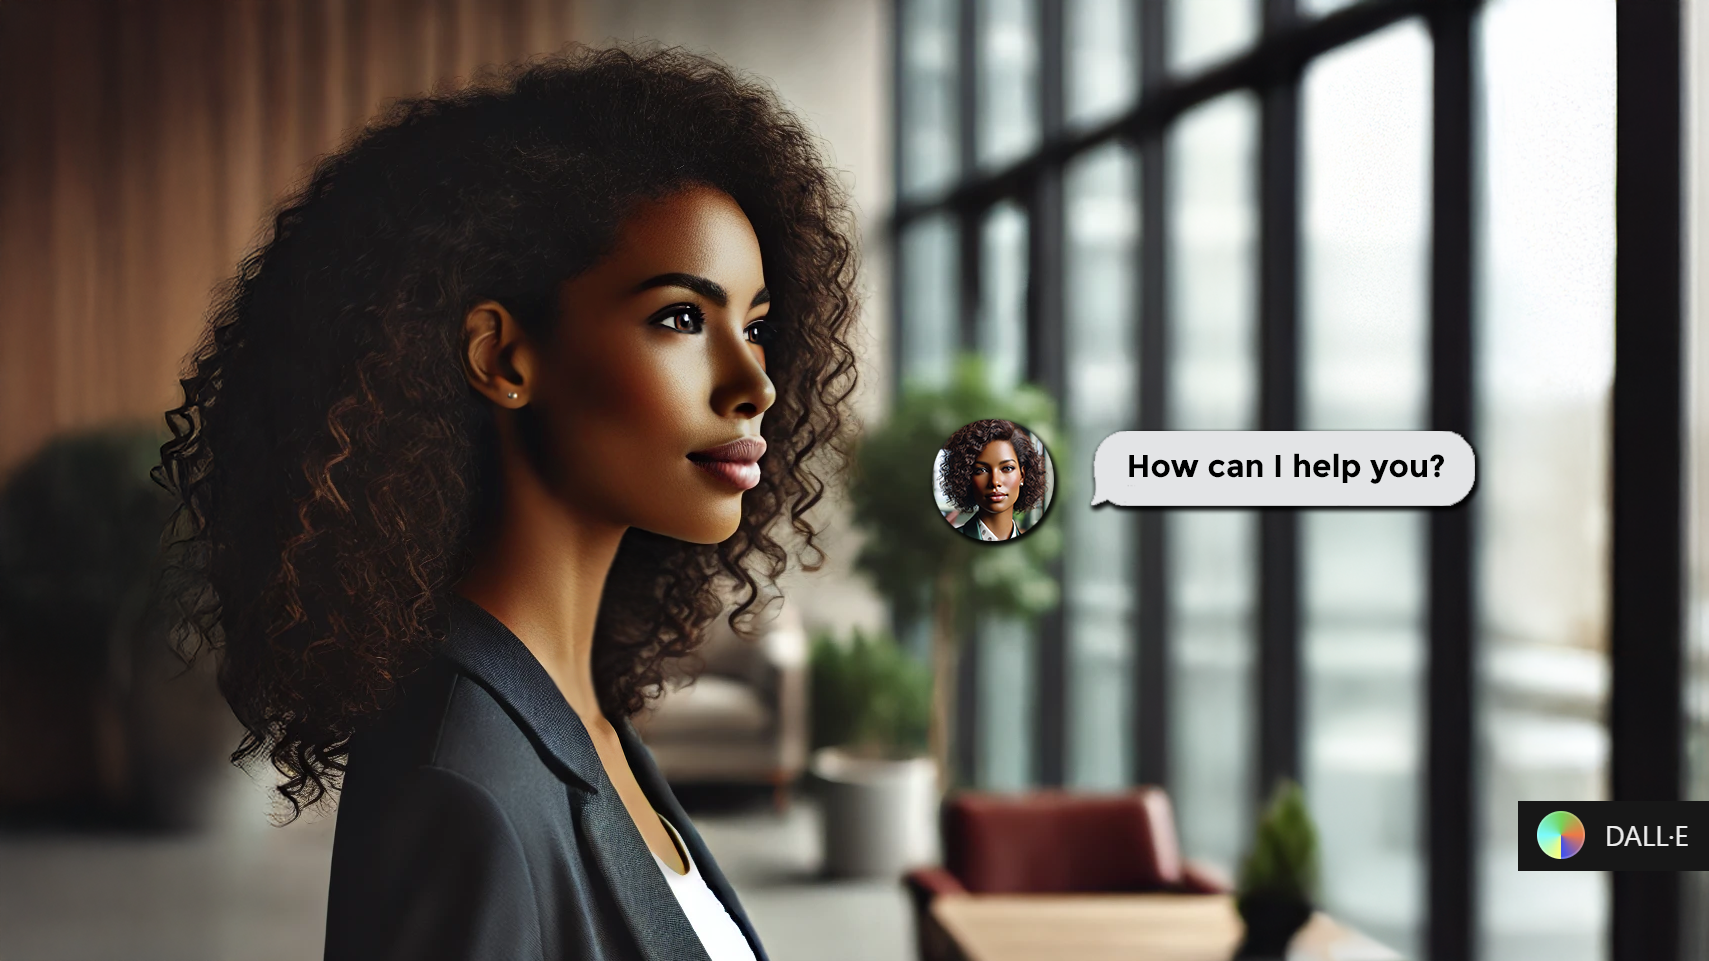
left=986, top=490, right=1009, bottom=505
left=688, top=437, right=766, bottom=491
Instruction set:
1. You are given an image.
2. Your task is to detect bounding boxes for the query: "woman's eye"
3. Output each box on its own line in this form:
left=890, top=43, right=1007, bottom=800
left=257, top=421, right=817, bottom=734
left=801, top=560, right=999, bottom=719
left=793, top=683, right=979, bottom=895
left=744, top=319, right=773, bottom=346
left=654, top=304, right=704, bottom=333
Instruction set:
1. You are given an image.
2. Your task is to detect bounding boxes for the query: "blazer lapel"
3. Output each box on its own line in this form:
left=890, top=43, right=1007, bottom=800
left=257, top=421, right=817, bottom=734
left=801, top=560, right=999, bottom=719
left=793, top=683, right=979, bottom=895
left=440, top=596, right=711, bottom=961
left=621, top=718, right=772, bottom=961
left=576, top=776, right=714, bottom=961
left=440, top=596, right=603, bottom=790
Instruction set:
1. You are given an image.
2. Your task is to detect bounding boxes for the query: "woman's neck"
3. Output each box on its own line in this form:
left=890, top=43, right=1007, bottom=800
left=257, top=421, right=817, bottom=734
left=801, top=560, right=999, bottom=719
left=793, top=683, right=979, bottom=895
left=979, top=507, right=1015, bottom=539
left=456, top=441, right=627, bottom=723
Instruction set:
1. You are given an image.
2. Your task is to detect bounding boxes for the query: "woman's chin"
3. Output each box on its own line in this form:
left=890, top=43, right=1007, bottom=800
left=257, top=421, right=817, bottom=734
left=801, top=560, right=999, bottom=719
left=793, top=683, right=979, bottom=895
left=640, top=504, right=743, bottom=545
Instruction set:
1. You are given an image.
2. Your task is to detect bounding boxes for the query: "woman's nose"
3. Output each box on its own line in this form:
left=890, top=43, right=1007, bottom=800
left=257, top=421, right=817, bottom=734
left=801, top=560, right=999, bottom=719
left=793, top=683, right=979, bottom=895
left=709, top=325, right=775, bottom=418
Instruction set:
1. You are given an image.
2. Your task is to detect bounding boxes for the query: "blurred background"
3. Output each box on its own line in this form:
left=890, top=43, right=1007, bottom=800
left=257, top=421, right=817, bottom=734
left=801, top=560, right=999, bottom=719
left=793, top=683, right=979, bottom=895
left=0, top=1, right=1702, bottom=960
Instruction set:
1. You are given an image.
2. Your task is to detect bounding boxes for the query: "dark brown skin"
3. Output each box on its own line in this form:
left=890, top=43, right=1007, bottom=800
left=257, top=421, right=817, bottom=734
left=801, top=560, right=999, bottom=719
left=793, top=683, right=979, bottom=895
left=457, top=185, right=773, bottom=874
left=970, top=438, right=1025, bottom=540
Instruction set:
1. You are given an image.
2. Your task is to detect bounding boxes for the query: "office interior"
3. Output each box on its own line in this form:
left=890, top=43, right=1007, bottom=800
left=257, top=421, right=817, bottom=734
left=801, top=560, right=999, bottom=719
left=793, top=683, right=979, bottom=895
left=0, top=1, right=1701, bottom=960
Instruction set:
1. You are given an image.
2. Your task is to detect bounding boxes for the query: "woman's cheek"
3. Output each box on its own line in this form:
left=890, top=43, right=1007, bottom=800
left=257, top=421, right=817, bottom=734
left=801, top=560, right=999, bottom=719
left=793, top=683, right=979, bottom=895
left=577, top=361, right=690, bottom=445
left=621, top=346, right=710, bottom=423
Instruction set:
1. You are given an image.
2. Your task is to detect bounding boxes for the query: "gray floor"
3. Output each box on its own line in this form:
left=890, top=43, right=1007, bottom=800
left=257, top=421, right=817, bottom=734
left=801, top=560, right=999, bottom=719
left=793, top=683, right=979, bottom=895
left=0, top=767, right=912, bottom=961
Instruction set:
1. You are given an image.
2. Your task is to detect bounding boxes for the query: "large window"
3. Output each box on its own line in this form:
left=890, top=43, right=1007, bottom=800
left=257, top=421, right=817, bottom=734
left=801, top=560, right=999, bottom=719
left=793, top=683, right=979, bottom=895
left=1299, top=21, right=1431, bottom=952
left=891, top=1, right=1656, bottom=959
left=1476, top=3, right=1615, bottom=959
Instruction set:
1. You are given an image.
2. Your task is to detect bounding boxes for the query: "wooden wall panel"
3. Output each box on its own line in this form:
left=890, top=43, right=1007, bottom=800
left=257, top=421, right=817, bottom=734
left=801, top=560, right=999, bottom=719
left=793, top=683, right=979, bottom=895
left=48, top=0, right=107, bottom=431
left=0, top=0, right=578, bottom=472
left=3, top=5, right=58, bottom=452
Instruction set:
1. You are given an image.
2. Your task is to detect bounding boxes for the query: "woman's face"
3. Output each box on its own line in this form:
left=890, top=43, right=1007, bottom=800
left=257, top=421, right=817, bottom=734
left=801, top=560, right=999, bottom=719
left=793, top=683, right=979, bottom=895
left=970, top=439, right=1023, bottom=516
left=530, top=185, right=775, bottom=544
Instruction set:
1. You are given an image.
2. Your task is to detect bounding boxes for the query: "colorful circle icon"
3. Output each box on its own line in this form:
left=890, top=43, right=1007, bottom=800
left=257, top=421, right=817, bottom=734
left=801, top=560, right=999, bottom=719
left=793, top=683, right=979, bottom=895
left=1537, top=811, right=1586, bottom=859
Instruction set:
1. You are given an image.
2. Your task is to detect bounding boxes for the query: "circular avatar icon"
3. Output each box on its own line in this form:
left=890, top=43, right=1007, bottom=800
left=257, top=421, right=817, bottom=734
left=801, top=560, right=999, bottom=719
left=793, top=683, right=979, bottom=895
left=933, top=419, right=1055, bottom=543
left=1536, top=810, right=1585, bottom=859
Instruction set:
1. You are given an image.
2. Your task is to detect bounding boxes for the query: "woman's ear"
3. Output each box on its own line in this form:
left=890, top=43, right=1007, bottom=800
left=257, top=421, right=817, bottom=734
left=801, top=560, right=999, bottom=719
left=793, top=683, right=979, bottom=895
left=463, top=301, right=536, bottom=408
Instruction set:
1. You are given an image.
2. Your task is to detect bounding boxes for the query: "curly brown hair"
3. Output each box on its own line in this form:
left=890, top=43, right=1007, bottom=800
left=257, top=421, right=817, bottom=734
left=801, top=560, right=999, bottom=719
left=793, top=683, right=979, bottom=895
left=154, top=47, right=857, bottom=819
left=938, top=419, right=1046, bottom=515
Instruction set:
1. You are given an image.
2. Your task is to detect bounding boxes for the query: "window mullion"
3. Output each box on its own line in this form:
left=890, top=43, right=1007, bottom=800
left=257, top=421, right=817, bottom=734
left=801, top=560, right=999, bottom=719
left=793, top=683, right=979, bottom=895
left=1610, top=1, right=1686, bottom=958
left=1426, top=3, right=1477, bottom=960
left=1030, top=0, right=1068, bottom=788
left=1257, top=0, right=1302, bottom=811
left=1134, top=0, right=1170, bottom=790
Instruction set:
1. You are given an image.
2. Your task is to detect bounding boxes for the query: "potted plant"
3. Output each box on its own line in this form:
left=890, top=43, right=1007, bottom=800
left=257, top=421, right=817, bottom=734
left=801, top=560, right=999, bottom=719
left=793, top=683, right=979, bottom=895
left=808, top=628, right=937, bottom=878
left=847, top=356, right=1063, bottom=788
left=0, top=426, right=230, bottom=828
left=1234, top=780, right=1322, bottom=959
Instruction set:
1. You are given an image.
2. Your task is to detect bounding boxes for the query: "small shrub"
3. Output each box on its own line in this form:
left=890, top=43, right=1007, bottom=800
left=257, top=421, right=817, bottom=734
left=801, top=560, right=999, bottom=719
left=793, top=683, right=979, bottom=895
left=809, top=628, right=931, bottom=760
left=1238, top=779, right=1321, bottom=904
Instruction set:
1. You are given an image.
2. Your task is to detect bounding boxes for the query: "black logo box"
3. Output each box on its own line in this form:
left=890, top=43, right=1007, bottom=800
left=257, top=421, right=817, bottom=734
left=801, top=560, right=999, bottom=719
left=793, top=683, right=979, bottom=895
left=1518, top=801, right=1709, bottom=871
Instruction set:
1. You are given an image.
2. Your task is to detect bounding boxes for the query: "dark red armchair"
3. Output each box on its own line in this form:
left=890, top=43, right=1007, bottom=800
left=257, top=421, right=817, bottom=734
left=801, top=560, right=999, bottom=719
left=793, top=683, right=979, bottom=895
left=903, top=788, right=1229, bottom=961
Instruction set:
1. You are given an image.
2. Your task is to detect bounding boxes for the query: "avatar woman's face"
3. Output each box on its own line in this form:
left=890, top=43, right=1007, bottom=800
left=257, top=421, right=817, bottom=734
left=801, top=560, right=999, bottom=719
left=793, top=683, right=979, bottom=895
left=527, top=185, right=775, bottom=544
left=970, top=439, right=1023, bottom=516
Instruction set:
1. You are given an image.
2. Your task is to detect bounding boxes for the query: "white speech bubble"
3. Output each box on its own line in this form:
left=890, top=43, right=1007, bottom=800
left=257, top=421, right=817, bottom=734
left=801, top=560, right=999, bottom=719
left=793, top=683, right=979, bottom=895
left=1090, top=431, right=1475, bottom=508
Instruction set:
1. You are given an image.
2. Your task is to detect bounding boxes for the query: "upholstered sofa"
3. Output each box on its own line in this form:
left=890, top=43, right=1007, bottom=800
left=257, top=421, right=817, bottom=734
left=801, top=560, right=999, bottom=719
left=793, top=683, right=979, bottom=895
left=633, top=604, right=808, bottom=806
left=904, top=788, right=1230, bottom=961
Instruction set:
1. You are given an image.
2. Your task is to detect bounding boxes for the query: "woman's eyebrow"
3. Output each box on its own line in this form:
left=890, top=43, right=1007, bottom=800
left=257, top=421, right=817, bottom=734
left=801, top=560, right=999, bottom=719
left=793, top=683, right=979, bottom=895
left=633, top=272, right=770, bottom=308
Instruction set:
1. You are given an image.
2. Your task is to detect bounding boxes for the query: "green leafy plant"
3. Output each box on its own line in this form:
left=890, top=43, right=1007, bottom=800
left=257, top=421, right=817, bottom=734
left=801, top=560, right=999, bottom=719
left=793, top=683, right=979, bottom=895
left=0, top=425, right=230, bottom=827
left=0, top=426, right=175, bottom=673
left=809, top=628, right=931, bottom=760
left=847, top=355, right=1064, bottom=783
left=1238, top=779, right=1322, bottom=904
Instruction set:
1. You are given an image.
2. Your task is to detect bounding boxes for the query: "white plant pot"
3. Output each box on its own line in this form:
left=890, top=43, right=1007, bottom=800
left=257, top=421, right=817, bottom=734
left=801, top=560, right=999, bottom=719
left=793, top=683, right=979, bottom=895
left=812, top=747, right=939, bottom=879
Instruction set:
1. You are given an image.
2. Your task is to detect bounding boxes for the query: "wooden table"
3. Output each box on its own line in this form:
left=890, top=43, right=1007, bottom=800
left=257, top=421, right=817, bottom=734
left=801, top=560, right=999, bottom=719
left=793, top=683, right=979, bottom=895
left=930, top=893, right=1404, bottom=961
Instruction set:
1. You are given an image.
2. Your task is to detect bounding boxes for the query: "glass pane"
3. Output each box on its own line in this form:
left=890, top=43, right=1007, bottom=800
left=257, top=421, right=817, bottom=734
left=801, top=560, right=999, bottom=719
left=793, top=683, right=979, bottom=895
left=976, top=200, right=1035, bottom=790
left=1301, top=30, right=1429, bottom=431
left=1169, top=0, right=1258, bottom=77
left=978, top=616, right=1036, bottom=789
left=1168, top=93, right=1258, bottom=430
left=900, top=0, right=960, bottom=197
left=1066, top=0, right=1139, bottom=130
left=1477, top=2, right=1615, bottom=960
left=1301, top=20, right=1430, bottom=958
left=1063, top=142, right=1140, bottom=788
left=1301, top=512, right=1425, bottom=951
left=1165, top=91, right=1259, bottom=875
left=977, top=0, right=1040, bottom=169
left=980, top=202, right=1029, bottom=390
left=1166, top=511, right=1256, bottom=859
left=1300, top=0, right=1362, bottom=16
left=900, top=214, right=961, bottom=388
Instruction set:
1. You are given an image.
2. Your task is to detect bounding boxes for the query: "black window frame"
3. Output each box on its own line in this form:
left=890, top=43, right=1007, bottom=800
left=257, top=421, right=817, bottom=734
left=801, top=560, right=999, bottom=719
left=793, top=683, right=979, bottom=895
left=890, top=1, right=1687, bottom=959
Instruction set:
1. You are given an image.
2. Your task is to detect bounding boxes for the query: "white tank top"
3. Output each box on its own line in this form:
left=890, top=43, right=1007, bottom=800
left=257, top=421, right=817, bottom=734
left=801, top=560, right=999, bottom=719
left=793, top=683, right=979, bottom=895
left=652, top=815, right=759, bottom=961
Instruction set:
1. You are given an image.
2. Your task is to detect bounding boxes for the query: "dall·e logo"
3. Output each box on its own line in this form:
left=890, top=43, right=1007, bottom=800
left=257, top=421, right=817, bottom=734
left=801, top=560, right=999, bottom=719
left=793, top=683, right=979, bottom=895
left=1537, top=811, right=1586, bottom=859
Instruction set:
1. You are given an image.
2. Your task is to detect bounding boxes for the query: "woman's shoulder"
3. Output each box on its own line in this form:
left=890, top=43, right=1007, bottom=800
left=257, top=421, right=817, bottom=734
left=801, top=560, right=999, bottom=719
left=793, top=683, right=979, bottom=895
left=343, top=655, right=554, bottom=805
left=953, top=514, right=982, bottom=538
left=326, top=661, right=551, bottom=961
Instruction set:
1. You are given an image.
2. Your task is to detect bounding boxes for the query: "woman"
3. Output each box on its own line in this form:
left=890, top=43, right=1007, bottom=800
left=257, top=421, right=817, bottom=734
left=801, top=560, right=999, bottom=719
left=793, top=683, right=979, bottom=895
left=156, top=48, right=856, bottom=961
left=938, top=420, right=1046, bottom=542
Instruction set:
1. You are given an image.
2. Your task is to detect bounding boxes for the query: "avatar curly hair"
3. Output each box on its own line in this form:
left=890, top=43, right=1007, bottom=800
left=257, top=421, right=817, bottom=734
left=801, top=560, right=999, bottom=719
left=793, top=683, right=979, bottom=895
left=154, top=46, right=857, bottom=819
left=938, top=419, right=1046, bottom=515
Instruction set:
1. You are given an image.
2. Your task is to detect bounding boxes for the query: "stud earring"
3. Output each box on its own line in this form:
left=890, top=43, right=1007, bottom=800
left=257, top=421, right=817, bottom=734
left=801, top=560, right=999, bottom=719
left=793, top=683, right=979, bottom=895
left=506, top=391, right=519, bottom=400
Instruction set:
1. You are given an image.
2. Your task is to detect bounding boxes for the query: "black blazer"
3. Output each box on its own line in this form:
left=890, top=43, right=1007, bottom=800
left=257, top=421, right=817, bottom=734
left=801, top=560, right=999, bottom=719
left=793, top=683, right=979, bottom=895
left=954, top=513, right=1027, bottom=540
left=324, top=596, right=767, bottom=961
